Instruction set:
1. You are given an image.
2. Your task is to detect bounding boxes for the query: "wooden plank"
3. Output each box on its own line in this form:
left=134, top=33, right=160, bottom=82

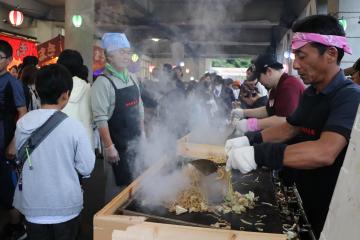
left=94, top=215, right=147, bottom=240
left=320, top=105, right=360, bottom=240
left=95, top=157, right=168, bottom=216
left=177, top=134, right=227, bottom=164
left=112, top=222, right=287, bottom=240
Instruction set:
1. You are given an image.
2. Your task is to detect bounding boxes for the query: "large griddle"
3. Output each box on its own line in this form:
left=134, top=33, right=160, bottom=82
left=118, top=168, right=290, bottom=233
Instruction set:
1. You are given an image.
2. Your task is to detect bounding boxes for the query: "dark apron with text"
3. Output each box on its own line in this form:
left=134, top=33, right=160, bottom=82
left=103, top=75, right=141, bottom=186
left=282, top=81, right=352, bottom=238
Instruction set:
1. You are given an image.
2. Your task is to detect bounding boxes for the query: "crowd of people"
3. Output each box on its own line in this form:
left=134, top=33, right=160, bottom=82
left=0, top=14, right=360, bottom=240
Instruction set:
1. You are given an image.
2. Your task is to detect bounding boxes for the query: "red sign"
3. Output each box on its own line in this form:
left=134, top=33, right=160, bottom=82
left=0, top=33, right=38, bottom=67
left=37, top=35, right=64, bottom=66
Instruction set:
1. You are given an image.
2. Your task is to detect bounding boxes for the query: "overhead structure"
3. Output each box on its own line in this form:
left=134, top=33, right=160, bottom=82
left=0, top=0, right=310, bottom=58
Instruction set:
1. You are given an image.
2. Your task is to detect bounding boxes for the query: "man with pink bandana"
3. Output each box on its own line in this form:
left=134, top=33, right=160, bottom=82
left=225, top=15, right=360, bottom=238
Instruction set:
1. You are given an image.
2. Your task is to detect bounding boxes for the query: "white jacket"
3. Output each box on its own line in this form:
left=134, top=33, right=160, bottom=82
left=62, top=76, right=94, bottom=147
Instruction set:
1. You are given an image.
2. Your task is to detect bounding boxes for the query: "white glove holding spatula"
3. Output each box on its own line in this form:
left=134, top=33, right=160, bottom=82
left=224, top=136, right=250, bottom=155
left=225, top=146, right=257, bottom=174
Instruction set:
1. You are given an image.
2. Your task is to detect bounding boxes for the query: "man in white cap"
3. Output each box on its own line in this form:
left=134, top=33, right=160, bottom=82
left=91, top=33, right=144, bottom=202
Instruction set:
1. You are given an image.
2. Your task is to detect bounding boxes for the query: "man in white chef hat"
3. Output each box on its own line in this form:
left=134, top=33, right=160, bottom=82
left=91, top=33, right=144, bottom=202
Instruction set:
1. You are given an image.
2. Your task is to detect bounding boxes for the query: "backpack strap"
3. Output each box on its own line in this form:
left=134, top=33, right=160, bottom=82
left=15, top=111, right=68, bottom=167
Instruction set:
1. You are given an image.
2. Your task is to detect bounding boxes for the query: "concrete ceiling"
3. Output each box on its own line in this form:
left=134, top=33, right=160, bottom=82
left=0, top=0, right=310, bottom=58
left=36, top=0, right=65, bottom=7
left=0, top=0, right=64, bottom=21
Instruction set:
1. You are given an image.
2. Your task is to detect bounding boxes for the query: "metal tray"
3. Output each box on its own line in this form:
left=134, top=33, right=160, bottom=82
left=118, top=168, right=287, bottom=233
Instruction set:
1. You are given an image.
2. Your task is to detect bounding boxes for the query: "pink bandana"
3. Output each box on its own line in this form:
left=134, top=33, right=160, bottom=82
left=291, top=32, right=352, bottom=54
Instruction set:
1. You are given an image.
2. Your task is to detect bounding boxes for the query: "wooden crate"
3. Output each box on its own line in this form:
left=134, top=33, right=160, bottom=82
left=94, top=158, right=286, bottom=240
left=177, top=134, right=227, bottom=164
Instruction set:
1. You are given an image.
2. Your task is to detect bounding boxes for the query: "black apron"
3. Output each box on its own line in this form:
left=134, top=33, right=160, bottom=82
left=103, top=75, right=141, bottom=186
left=282, top=81, right=352, bottom=238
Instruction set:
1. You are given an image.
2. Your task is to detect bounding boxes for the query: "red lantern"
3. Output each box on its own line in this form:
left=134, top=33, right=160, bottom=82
left=8, top=10, right=24, bottom=27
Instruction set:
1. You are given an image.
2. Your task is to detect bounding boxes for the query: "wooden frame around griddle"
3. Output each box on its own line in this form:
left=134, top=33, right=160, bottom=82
left=94, top=155, right=287, bottom=240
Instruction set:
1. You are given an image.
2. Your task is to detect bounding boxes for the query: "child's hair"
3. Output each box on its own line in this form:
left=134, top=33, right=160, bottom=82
left=35, top=64, right=73, bottom=105
left=20, top=65, right=37, bottom=85
left=240, top=82, right=259, bottom=98
left=0, top=40, right=13, bottom=58
left=57, top=49, right=84, bottom=78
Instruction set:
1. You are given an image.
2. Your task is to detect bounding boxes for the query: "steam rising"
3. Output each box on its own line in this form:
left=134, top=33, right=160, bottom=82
left=95, top=0, right=252, bottom=208
left=130, top=88, right=231, bottom=209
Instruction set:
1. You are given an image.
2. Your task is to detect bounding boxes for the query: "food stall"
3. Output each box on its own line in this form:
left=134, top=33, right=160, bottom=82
left=94, top=125, right=319, bottom=240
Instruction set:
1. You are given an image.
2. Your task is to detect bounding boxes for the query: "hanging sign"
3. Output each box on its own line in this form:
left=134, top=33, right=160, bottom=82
left=37, top=35, right=64, bottom=66
left=0, top=33, right=37, bottom=67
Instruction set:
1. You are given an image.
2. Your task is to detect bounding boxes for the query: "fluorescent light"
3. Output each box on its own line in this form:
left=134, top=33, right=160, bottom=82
left=190, top=77, right=194, bottom=81
left=179, top=61, right=185, bottom=67
left=151, top=38, right=160, bottom=42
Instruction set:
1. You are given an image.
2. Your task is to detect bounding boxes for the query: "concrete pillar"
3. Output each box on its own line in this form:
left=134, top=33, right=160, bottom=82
left=64, top=0, right=95, bottom=81
left=316, top=0, right=328, bottom=14
left=171, top=42, right=185, bottom=65
left=328, top=0, right=360, bottom=69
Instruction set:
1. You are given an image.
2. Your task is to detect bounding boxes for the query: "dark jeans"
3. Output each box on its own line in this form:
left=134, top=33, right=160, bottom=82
left=0, top=158, right=16, bottom=209
left=25, top=215, right=80, bottom=240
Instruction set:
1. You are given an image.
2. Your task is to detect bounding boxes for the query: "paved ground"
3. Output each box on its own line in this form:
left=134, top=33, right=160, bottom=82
left=0, top=157, right=107, bottom=240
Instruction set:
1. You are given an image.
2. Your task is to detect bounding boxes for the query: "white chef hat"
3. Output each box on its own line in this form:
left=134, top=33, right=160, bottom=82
left=101, top=33, right=130, bottom=52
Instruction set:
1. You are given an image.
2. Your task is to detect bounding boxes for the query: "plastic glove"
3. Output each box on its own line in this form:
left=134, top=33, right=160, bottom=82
left=226, top=146, right=257, bottom=174
left=224, top=136, right=250, bottom=155
left=231, top=108, right=244, bottom=120
left=104, top=144, right=120, bottom=163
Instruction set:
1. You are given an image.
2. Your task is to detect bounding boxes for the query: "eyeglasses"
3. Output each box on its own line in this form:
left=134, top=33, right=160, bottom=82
left=0, top=55, right=8, bottom=60
left=117, top=50, right=132, bottom=55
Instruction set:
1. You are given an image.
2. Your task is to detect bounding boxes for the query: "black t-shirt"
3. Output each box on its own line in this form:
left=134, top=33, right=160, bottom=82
left=285, top=71, right=360, bottom=238
left=252, top=96, right=268, bottom=109
left=0, top=73, right=26, bottom=150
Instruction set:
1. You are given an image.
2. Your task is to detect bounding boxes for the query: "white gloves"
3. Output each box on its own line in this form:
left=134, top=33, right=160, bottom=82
left=231, top=108, right=245, bottom=120
left=224, top=136, right=250, bottom=155
left=233, top=119, right=248, bottom=135
left=104, top=144, right=120, bottom=163
left=226, top=146, right=257, bottom=174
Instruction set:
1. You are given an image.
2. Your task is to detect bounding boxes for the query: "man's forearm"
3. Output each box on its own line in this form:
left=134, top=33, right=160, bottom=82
left=244, top=106, right=269, bottom=119
left=261, top=122, right=299, bottom=143
left=6, top=106, right=26, bottom=159
left=258, top=116, right=286, bottom=130
left=283, top=131, right=347, bottom=169
left=98, top=126, right=113, bottom=148
left=17, top=106, right=27, bottom=119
